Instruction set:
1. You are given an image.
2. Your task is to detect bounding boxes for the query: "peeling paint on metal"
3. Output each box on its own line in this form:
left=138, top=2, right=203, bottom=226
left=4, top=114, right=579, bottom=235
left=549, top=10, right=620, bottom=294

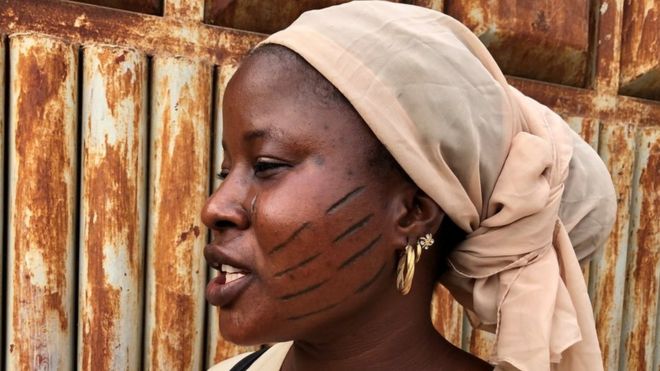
left=6, top=34, right=78, bottom=371
left=78, top=45, right=147, bottom=371
left=144, top=57, right=211, bottom=371
left=431, top=284, right=463, bottom=348
left=165, top=0, right=204, bottom=21
left=445, top=0, right=590, bottom=87
left=619, top=0, right=659, bottom=100
left=464, top=324, right=495, bottom=362
left=0, top=36, right=5, bottom=363
left=620, top=127, right=660, bottom=371
left=566, top=116, right=600, bottom=150
left=589, top=122, right=635, bottom=371
left=593, top=0, right=624, bottom=94
left=74, top=0, right=163, bottom=16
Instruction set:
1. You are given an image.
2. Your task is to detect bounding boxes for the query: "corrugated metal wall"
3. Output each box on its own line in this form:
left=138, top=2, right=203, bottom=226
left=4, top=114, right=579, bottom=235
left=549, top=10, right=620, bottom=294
left=0, top=0, right=658, bottom=370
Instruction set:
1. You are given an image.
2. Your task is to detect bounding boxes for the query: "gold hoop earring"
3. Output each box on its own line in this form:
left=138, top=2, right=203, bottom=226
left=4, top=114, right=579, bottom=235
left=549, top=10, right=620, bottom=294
left=396, top=234, right=435, bottom=295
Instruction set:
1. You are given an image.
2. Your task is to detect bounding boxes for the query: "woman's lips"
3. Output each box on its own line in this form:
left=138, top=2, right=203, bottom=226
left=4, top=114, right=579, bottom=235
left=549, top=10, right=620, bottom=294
left=206, top=268, right=253, bottom=307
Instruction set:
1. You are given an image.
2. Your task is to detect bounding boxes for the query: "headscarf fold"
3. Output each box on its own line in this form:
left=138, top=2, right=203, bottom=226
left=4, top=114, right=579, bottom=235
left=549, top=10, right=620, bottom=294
left=261, top=2, right=616, bottom=370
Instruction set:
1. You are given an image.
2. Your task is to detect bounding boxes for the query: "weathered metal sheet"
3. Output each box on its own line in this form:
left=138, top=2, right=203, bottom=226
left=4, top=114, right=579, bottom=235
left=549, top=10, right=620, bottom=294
left=445, top=0, right=590, bottom=87
left=619, top=0, right=659, bottom=100
left=203, top=0, right=432, bottom=34
left=0, top=0, right=265, bottom=67
left=593, top=0, right=625, bottom=94
left=431, top=284, right=463, bottom=348
left=73, top=0, right=163, bottom=15
left=566, top=116, right=600, bottom=150
left=620, top=127, right=660, bottom=371
left=6, top=34, right=78, bottom=371
left=78, top=45, right=147, bottom=371
left=590, top=122, right=636, bottom=371
left=205, top=58, right=259, bottom=367
left=144, top=57, right=211, bottom=371
left=0, top=35, right=5, bottom=366
left=463, top=324, right=496, bottom=362
left=164, top=0, right=204, bottom=20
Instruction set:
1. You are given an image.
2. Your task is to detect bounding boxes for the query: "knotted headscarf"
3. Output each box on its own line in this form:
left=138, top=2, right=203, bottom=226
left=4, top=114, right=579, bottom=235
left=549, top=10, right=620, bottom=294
left=261, top=2, right=616, bottom=370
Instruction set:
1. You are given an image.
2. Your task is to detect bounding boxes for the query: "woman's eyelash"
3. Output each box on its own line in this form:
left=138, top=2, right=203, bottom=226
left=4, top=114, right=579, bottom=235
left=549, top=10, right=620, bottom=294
left=216, top=170, right=229, bottom=180
left=254, top=161, right=287, bottom=175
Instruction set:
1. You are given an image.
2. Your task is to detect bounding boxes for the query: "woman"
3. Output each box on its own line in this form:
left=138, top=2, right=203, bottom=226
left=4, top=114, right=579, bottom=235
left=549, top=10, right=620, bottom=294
left=201, top=2, right=616, bottom=370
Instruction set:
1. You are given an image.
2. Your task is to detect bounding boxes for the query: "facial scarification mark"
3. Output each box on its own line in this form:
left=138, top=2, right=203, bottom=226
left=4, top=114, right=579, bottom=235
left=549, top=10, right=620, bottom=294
left=269, top=222, right=310, bottom=255
left=278, top=279, right=329, bottom=301
left=287, top=302, right=341, bottom=321
left=354, top=263, right=386, bottom=294
left=326, top=185, right=365, bottom=214
left=338, top=234, right=382, bottom=270
left=333, top=214, right=373, bottom=243
left=274, top=252, right=322, bottom=277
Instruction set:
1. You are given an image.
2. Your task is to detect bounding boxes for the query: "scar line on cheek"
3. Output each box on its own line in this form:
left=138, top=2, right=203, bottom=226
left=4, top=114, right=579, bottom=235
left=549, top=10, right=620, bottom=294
left=278, top=279, right=329, bottom=301
left=274, top=252, right=322, bottom=277
left=269, top=222, right=311, bottom=255
left=326, top=185, right=365, bottom=214
left=333, top=213, right=373, bottom=243
left=338, top=234, right=382, bottom=270
left=287, top=302, right=340, bottom=321
left=354, top=262, right=386, bottom=294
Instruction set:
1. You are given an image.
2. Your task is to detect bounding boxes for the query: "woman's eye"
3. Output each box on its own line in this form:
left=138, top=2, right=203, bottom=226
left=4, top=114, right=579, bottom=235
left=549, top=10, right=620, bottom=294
left=216, top=169, right=229, bottom=180
left=254, top=160, right=289, bottom=178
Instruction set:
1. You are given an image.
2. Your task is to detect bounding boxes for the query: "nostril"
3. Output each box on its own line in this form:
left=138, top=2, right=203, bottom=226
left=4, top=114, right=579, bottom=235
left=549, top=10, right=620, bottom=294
left=215, top=219, right=237, bottom=230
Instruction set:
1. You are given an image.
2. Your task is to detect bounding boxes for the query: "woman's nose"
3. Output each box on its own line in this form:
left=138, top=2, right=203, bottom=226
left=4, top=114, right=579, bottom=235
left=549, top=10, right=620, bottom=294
left=201, top=177, right=250, bottom=231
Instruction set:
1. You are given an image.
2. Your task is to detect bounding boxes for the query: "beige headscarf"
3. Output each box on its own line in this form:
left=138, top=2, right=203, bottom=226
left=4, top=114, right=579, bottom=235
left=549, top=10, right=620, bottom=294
left=261, top=2, right=616, bottom=370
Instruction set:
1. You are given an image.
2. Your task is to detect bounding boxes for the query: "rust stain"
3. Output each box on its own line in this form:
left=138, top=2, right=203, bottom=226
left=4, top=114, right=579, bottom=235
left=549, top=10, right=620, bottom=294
left=445, top=0, right=590, bottom=87
left=469, top=327, right=495, bottom=361
left=71, top=0, right=162, bottom=15
left=592, top=123, right=635, bottom=368
left=431, top=283, right=462, bottom=347
left=623, top=131, right=660, bottom=370
left=11, top=36, right=76, bottom=369
left=149, top=60, right=210, bottom=370
left=619, top=0, right=659, bottom=100
left=177, top=224, right=201, bottom=246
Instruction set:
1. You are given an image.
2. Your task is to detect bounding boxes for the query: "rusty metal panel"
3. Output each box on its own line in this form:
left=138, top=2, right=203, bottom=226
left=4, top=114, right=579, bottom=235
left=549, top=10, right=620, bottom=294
left=205, top=57, right=259, bottom=367
left=566, top=116, right=600, bottom=150
left=619, top=0, right=659, bottom=100
left=589, top=122, right=636, bottom=371
left=593, top=0, right=625, bottom=94
left=445, top=0, right=590, bottom=87
left=463, top=324, right=496, bottom=362
left=6, top=34, right=78, bottom=371
left=73, top=0, right=163, bottom=15
left=164, top=0, right=204, bottom=20
left=78, top=45, right=147, bottom=371
left=144, top=56, right=211, bottom=371
left=204, top=0, right=428, bottom=34
left=620, top=127, right=660, bottom=371
left=0, top=35, right=5, bottom=365
left=431, top=284, right=463, bottom=348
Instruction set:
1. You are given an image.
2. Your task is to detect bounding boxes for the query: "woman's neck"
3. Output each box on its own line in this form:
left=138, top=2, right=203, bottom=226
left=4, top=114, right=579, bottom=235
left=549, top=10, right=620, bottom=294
left=280, top=271, right=490, bottom=371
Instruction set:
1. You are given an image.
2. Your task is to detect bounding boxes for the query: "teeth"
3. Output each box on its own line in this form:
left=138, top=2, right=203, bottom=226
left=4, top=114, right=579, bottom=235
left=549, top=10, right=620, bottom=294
left=225, top=272, right=245, bottom=284
left=221, top=264, right=243, bottom=273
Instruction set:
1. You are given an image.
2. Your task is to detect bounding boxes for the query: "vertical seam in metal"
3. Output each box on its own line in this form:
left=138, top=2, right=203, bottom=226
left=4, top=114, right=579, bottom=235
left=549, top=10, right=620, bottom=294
left=139, top=54, right=154, bottom=371
left=617, top=127, right=643, bottom=371
left=1, top=34, right=10, bottom=371
left=585, top=0, right=602, bottom=90
left=201, top=63, right=219, bottom=371
left=72, top=44, right=84, bottom=371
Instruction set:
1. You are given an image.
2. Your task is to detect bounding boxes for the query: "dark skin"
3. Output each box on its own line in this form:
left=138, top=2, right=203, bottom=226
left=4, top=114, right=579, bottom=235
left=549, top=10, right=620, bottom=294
left=201, top=48, right=492, bottom=371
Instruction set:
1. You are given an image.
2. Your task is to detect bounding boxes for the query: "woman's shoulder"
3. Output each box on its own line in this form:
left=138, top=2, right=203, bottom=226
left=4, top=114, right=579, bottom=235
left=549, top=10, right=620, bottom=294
left=208, top=342, right=293, bottom=371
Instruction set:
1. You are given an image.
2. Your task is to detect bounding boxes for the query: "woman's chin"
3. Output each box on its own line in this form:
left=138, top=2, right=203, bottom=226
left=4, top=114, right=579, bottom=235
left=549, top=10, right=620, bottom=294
left=219, top=312, right=281, bottom=346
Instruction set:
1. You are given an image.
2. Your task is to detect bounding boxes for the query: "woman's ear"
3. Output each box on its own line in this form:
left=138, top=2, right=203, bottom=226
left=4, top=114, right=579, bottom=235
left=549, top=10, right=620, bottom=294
left=393, top=186, right=445, bottom=240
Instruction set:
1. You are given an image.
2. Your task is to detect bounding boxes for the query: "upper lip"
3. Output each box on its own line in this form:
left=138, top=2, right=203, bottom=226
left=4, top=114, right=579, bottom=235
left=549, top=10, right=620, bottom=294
left=204, top=243, right=252, bottom=273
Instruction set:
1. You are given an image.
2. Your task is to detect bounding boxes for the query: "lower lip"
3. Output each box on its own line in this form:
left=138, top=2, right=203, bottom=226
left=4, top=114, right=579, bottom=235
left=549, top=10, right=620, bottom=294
left=206, top=273, right=253, bottom=307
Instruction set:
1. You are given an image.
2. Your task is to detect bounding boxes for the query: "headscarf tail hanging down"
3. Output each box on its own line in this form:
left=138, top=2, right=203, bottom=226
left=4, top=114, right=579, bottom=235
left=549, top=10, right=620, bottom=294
left=261, top=2, right=617, bottom=370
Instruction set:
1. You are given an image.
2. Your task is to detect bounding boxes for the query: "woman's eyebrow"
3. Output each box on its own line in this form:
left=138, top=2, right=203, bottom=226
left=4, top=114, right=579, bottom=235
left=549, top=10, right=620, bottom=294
left=243, top=128, right=284, bottom=143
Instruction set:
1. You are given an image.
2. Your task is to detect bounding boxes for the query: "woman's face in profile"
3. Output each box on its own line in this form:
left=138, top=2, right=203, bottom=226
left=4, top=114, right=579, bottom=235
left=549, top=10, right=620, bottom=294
left=201, top=51, right=409, bottom=345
